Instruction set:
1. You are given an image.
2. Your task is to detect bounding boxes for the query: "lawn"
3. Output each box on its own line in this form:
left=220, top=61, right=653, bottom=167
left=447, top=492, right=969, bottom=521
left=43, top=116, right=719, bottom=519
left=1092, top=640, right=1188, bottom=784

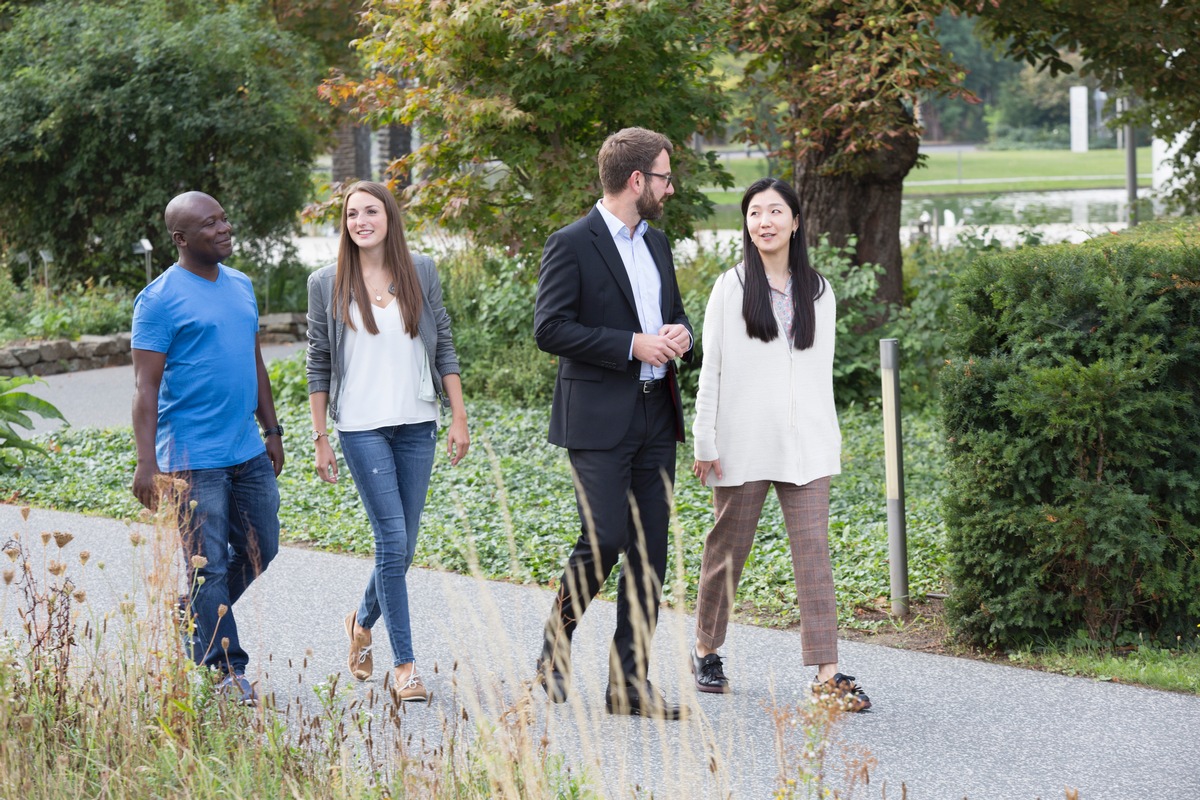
left=701, top=146, right=1153, bottom=201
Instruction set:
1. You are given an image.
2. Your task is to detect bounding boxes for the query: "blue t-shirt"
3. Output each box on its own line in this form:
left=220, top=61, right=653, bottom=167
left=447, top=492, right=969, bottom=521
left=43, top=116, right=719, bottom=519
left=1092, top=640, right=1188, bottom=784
left=131, top=264, right=265, bottom=471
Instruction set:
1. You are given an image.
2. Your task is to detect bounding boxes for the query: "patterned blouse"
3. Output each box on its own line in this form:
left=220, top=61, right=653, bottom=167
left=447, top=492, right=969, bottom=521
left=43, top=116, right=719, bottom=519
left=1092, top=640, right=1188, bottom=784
left=769, top=274, right=794, bottom=341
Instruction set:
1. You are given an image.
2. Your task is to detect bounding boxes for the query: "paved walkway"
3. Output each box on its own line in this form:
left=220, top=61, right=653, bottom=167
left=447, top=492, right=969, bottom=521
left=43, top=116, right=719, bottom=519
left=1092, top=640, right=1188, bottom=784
left=6, top=356, right=1200, bottom=798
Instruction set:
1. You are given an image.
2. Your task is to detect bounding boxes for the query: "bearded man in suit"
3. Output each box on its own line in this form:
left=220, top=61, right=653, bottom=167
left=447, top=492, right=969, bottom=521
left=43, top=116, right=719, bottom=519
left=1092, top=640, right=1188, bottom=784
left=533, top=127, right=693, bottom=720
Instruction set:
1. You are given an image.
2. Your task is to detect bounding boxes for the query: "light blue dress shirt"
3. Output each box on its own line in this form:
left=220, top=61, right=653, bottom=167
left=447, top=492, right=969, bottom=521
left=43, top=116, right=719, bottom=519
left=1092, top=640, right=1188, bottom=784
left=595, top=199, right=666, bottom=380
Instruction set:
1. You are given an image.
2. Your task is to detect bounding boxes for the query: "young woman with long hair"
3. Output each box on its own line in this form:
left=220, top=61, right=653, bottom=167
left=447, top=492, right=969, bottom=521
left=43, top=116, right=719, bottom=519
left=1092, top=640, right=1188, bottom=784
left=306, top=180, right=469, bottom=704
left=688, top=177, right=870, bottom=711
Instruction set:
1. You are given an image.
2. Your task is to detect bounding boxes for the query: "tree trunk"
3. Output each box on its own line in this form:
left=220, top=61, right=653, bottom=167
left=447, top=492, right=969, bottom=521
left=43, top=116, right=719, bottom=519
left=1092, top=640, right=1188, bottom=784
left=793, top=126, right=919, bottom=310
left=378, top=124, right=413, bottom=189
left=331, top=120, right=372, bottom=185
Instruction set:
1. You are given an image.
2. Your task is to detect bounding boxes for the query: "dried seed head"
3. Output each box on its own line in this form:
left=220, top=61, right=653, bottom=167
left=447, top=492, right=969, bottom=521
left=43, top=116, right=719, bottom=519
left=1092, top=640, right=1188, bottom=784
left=221, top=637, right=230, bottom=651
left=2, top=569, right=13, bottom=585
left=190, top=555, right=208, bottom=569
left=195, top=575, right=205, bottom=585
left=78, top=551, right=90, bottom=566
left=72, top=589, right=87, bottom=604
left=137, top=508, right=153, bottom=523
left=189, top=500, right=198, bottom=510
left=119, top=601, right=135, bottom=615
left=3, top=544, right=19, bottom=562
left=40, top=531, right=51, bottom=546
left=129, top=532, right=144, bottom=547
left=52, top=531, right=73, bottom=549
left=47, top=560, right=66, bottom=577
left=217, top=604, right=228, bottom=618
left=19, top=507, right=30, bottom=521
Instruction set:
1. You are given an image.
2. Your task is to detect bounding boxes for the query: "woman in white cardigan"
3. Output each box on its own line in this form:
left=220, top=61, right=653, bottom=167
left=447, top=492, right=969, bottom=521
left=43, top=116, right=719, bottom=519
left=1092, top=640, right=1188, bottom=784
left=690, top=178, right=869, bottom=712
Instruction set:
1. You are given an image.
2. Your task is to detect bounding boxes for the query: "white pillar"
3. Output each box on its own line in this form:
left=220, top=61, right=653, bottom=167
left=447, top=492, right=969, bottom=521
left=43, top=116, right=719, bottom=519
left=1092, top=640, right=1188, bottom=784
left=1070, top=86, right=1089, bottom=153
left=1152, top=132, right=1187, bottom=192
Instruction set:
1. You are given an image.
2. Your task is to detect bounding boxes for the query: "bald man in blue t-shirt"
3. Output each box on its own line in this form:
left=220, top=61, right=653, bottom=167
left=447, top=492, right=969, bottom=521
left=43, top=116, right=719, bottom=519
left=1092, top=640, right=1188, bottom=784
left=131, top=191, right=284, bottom=706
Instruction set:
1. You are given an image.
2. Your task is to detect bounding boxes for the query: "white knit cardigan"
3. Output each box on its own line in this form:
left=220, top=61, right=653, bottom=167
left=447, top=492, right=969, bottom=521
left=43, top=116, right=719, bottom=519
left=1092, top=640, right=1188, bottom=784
left=691, top=265, right=841, bottom=487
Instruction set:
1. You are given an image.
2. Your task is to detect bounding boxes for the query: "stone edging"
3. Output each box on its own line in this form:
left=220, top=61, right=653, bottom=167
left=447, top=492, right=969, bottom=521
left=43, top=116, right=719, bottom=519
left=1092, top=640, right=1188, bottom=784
left=0, top=313, right=306, bottom=377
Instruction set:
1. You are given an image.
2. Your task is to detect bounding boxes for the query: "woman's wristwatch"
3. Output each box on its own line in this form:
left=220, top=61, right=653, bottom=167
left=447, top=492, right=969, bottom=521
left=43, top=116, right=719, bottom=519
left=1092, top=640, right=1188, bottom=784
left=311, top=430, right=328, bottom=442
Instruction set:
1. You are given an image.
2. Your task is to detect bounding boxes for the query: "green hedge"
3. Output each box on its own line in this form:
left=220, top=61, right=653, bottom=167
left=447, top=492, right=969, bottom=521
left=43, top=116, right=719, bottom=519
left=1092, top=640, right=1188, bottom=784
left=940, top=220, right=1200, bottom=647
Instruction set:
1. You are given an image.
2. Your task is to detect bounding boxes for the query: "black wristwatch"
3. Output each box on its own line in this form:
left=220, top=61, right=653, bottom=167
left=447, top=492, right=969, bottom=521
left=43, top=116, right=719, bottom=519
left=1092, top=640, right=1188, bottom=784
left=262, top=424, right=285, bottom=439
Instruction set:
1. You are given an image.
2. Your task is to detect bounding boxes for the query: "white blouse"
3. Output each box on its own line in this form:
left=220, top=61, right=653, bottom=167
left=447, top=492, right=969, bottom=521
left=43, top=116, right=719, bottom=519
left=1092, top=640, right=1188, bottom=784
left=692, top=265, right=841, bottom=487
left=336, top=299, right=437, bottom=431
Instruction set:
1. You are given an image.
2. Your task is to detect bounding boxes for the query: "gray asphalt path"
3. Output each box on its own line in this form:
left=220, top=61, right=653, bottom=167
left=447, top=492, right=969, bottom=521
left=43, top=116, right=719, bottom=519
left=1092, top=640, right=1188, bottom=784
left=3, top=502, right=1198, bottom=800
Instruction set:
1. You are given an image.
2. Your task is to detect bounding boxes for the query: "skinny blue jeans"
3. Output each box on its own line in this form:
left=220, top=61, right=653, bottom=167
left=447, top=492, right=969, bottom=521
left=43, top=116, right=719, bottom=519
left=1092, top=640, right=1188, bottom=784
left=176, top=451, right=280, bottom=674
left=339, top=422, right=437, bottom=666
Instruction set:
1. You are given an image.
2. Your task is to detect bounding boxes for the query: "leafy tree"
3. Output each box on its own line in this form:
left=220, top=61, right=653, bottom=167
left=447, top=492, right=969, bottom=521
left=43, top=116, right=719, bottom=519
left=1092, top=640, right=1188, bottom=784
left=0, top=0, right=324, bottom=287
left=920, top=11, right=1022, bottom=142
left=731, top=0, right=974, bottom=307
left=320, top=0, right=732, bottom=253
left=265, top=0, right=365, bottom=74
left=959, top=0, right=1200, bottom=212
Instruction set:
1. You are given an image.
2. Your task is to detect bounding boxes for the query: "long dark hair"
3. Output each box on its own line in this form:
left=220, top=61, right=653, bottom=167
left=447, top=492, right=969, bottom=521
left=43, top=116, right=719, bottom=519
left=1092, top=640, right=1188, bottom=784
left=333, top=181, right=422, bottom=336
left=740, top=178, right=826, bottom=350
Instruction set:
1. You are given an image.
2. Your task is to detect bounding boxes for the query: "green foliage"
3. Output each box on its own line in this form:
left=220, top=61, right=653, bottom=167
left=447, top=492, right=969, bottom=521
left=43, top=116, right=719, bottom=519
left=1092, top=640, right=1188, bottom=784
left=322, top=0, right=733, bottom=252
left=0, top=278, right=135, bottom=344
left=961, top=0, right=1200, bottom=214
left=815, top=238, right=889, bottom=407
left=0, top=0, right=324, bottom=287
left=266, top=350, right=310, bottom=410
left=940, top=222, right=1200, bottom=647
left=732, top=0, right=972, bottom=180
left=242, top=254, right=314, bottom=315
left=920, top=11, right=1022, bottom=143
left=0, top=376, right=63, bottom=469
left=437, top=248, right=557, bottom=406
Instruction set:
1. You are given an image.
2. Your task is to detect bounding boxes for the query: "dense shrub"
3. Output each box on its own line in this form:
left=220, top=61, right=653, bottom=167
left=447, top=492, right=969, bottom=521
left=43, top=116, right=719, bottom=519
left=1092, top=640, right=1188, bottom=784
left=940, top=220, right=1200, bottom=647
left=439, top=249, right=557, bottom=406
left=0, top=269, right=135, bottom=344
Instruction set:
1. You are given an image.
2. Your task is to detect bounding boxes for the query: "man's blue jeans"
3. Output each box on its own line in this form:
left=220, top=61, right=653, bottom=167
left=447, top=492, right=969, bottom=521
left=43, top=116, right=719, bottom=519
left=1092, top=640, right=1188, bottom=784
left=339, top=422, right=437, bottom=667
left=176, top=451, right=280, bottom=674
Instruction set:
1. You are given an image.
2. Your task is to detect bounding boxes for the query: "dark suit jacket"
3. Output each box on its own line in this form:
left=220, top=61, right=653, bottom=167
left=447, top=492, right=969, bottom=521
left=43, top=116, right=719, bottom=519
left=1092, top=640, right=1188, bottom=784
left=534, top=205, right=693, bottom=450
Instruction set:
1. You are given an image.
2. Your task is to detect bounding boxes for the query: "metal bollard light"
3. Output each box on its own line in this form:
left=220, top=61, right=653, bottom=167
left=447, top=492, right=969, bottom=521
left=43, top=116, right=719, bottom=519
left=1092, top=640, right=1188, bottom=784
left=879, top=339, right=910, bottom=618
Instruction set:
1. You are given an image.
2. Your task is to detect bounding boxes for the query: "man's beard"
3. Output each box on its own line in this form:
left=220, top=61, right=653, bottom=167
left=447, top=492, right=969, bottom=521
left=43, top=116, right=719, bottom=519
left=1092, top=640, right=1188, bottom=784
left=636, top=184, right=664, bottom=221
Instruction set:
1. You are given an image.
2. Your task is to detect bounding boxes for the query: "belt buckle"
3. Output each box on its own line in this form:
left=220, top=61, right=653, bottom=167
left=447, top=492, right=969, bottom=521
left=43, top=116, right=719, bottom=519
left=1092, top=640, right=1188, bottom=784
left=642, top=379, right=657, bottom=394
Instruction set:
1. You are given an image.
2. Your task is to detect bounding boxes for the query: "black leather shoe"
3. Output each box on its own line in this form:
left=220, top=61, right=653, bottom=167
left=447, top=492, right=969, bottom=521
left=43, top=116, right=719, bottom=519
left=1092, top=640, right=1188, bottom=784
left=605, top=681, right=687, bottom=720
left=534, top=658, right=569, bottom=703
left=690, top=649, right=731, bottom=694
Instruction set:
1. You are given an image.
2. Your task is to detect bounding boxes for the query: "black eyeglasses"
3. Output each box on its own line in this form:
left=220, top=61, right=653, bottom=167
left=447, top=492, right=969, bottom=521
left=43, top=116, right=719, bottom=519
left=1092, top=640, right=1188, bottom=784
left=640, top=170, right=673, bottom=187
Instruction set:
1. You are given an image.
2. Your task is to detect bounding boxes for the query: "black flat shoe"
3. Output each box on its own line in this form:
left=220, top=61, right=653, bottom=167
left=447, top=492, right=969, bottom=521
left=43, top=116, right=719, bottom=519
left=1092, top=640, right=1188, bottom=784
left=534, top=658, right=569, bottom=703
left=690, top=649, right=731, bottom=694
left=605, top=681, right=687, bottom=720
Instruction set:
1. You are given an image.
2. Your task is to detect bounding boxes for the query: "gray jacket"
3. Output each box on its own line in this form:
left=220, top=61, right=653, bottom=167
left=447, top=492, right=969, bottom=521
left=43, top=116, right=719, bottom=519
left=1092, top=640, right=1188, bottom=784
left=305, top=255, right=461, bottom=422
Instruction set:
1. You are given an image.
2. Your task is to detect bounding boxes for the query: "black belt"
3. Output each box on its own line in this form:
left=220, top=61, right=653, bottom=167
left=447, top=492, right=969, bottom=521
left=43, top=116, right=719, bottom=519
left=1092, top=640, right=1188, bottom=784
left=639, top=379, right=664, bottom=394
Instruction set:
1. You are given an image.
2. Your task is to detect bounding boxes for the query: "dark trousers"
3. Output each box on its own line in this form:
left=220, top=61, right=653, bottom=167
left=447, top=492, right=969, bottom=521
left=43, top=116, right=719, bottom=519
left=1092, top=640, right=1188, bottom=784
left=542, top=388, right=677, bottom=685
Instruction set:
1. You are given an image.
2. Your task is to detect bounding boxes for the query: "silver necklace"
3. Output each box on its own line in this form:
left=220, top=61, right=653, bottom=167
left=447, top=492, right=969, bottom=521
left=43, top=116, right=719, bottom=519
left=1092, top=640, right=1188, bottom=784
left=366, top=280, right=395, bottom=303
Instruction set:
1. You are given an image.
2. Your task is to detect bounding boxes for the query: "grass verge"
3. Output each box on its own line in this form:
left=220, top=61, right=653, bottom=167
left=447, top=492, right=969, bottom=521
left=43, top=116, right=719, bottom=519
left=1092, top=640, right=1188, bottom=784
left=702, top=147, right=1153, bottom=200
